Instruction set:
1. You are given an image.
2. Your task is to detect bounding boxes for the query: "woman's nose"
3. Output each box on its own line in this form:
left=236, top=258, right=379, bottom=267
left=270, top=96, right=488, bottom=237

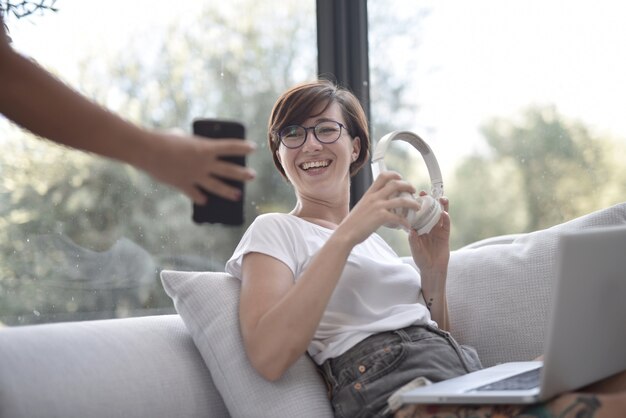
left=301, top=130, right=323, bottom=152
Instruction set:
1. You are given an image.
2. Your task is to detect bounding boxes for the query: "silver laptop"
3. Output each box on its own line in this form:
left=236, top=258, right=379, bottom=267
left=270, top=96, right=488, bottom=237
left=401, top=225, right=626, bottom=405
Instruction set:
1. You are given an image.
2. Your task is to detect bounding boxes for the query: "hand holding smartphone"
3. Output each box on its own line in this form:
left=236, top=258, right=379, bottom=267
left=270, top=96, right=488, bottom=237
left=192, top=119, right=246, bottom=226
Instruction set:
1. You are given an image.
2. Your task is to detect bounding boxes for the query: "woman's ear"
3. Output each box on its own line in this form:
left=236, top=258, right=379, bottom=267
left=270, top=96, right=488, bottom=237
left=351, top=136, right=361, bottom=161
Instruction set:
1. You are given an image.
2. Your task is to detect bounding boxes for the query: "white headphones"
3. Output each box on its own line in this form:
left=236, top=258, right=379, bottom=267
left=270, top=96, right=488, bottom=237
left=371, top=130, right=444, bottom=235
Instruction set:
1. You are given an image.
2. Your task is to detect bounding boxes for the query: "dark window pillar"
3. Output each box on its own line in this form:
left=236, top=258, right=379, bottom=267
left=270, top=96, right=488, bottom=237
left=316, top=0, right=372, bottom=207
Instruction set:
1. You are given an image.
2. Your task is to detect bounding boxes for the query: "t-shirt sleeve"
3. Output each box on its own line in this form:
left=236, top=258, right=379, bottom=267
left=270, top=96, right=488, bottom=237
left=225, top=214, right=298, bottom=280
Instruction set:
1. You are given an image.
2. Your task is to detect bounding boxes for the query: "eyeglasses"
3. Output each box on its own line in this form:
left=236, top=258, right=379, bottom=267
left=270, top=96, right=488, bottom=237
left=278, top=120, right=347, bottom=149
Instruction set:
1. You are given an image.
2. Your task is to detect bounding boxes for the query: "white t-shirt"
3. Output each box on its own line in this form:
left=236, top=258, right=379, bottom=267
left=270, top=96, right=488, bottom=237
left=225, top=213, right=435, bottom=364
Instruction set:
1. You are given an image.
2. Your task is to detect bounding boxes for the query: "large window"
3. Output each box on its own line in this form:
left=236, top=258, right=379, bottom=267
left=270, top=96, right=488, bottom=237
left=2, top=1, right=625, bottom=326
left=1, top=0, right=315, bottom=325
left=369, top=0, right=626, bottom=254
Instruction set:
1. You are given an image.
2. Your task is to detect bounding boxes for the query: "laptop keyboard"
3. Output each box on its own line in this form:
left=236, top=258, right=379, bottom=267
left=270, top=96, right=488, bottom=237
left=473, top=367, right=542, bottom=392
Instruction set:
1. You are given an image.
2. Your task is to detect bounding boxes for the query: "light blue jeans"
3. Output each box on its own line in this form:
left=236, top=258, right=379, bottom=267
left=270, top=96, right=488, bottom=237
left=319, top=324, right=483, bottom=418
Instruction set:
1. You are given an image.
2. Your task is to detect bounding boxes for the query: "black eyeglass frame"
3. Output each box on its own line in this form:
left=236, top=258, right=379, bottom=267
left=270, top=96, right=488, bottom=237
left=277, top=120, right=349, bottom=149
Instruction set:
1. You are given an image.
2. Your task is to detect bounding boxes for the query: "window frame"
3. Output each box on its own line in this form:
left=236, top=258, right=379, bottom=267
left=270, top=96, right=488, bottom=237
left=316, top=0, right=372, bottom=207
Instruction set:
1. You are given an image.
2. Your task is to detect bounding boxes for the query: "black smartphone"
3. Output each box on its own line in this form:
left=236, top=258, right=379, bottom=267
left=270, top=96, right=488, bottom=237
left=192, top=119, right=246, bottom=226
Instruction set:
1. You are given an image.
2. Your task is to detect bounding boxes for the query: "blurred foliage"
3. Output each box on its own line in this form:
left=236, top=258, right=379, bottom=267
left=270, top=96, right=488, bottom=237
left=0, top=0, right=314, bottom=325
left=449, top=105, right=626, bottom=249
left=372, top=105, right=626, bottom=255
left=368, top=2, right=431, bottom=140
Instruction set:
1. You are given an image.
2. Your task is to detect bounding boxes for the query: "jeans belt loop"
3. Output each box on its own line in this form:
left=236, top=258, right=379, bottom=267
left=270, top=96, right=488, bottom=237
left=322, top=358, right=339, bottom=387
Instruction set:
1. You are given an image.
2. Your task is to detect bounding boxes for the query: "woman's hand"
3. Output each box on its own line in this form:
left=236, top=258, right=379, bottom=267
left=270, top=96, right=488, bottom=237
left=141, top=131, right=257, bottom=204
left=338, top=171, right=422, bottom=246
left=0, top=15, right=257, bottom=207
left=408, top=193, right=450, bottom=275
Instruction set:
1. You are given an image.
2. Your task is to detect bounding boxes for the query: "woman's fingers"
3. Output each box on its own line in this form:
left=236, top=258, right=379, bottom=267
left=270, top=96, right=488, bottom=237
left=440, top=196, right=449, bottom=212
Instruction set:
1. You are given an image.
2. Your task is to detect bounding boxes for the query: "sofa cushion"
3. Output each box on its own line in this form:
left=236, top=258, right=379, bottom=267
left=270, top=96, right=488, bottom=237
left=445, top=202, right=626, bottom=367
left=161, top=270, right=334, bottom=418
left=0, top=315, right=228, bottom=418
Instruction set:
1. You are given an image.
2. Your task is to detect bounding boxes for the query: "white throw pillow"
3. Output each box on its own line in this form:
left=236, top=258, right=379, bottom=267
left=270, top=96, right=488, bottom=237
left=445, top=202, right=626, bottom=367
left=161, top=270, right=333, bottom=418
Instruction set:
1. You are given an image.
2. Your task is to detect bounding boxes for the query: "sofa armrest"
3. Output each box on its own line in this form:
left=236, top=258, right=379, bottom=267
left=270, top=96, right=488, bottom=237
left=458, top=233, right=525, bottom=250
left=420, top=203, right=626, bottom=367
left=0, top=315, right=229, bottom=418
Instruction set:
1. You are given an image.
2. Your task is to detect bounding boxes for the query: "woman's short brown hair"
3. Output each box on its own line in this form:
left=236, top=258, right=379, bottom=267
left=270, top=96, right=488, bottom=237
left=268, top=79, right=370, bottom=178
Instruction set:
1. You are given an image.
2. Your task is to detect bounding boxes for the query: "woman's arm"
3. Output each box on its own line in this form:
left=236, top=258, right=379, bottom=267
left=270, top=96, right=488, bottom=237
left=239, top=231, right=354, bottom=381
left=409, top=196, right=451, bottom=330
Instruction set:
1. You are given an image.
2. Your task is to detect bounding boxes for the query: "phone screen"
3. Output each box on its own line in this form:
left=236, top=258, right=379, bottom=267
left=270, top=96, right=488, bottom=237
left=192, top=119, right=246, bottom=226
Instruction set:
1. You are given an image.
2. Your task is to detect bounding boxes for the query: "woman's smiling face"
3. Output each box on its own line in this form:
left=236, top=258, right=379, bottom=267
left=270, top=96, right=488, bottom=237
left=276, top=101, right=361, bottom=201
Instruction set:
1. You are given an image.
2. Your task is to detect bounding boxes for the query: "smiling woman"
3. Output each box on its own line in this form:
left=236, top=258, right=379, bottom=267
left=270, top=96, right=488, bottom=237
left=274, top=102, right=361, bottom=212
left=268, top=80, right=371, bottom=182
left=227, top=79, right=466, bottom=415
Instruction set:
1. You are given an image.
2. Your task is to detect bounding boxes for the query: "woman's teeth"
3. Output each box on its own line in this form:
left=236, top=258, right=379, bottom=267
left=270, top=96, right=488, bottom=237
left=301, top=160, right=330, bottom=170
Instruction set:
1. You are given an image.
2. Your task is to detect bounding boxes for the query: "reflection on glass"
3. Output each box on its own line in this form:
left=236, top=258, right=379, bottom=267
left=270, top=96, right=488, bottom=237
left=0, top=0, right=315, bottom=325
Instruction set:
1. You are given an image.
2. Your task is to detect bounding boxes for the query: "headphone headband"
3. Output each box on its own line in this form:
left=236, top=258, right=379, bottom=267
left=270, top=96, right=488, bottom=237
left=371, top=130, right=444, bottom=199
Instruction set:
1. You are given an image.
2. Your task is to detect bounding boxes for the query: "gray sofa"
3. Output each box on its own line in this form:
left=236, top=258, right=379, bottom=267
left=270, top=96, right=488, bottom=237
left=1, top=203, right=625, bottom=418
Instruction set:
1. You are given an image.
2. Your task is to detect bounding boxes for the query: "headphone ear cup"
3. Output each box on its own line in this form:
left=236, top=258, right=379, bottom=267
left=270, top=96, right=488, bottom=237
left=407, top=195, right=442, bottom=235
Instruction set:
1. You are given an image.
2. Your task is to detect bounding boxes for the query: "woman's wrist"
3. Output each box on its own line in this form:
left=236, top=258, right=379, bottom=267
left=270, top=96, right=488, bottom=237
left=328, top=227, right=359, bottom=257
left=420, top=269, right=447, bottom=298
left=419, top=266, right=448, bottom=283
left=117, top=125, right=165, bottom=173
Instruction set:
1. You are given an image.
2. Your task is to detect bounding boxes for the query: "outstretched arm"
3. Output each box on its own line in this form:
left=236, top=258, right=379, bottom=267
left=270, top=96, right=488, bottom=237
left=0, top=18, right=256, bottom=203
